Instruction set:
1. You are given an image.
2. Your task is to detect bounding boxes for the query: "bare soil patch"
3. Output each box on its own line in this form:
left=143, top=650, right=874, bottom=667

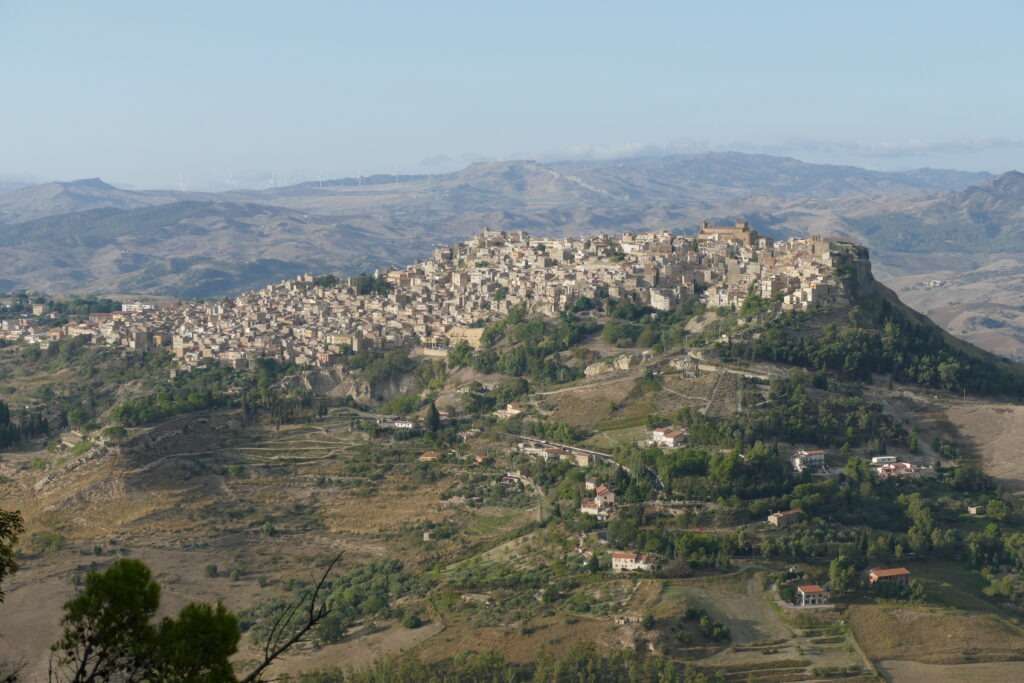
left=946, top=402, right=1024, bottom=488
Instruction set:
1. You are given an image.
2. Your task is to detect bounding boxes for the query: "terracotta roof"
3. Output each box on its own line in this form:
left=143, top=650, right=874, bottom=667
left=798, top=584, right=826, bottom=593
left=869, top=567, right=910, bottom=578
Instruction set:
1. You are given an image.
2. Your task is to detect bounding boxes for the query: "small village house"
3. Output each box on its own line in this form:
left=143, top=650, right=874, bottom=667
left=875, top=462, right=916, bottom=480
left=580, top=499, right=607, bottom=520
left=595, top=484, right=616, bottom=507
left=796, top=584, right=830, bottom=607
left=791, top=449, right=826, bottom=473
left=650, top=427, right=687, bottom=449
left=868, top=567, right=911, bottom=586
left=767, top=510, right=803, bottom=528
left=611, top=551, right=655, bottom=573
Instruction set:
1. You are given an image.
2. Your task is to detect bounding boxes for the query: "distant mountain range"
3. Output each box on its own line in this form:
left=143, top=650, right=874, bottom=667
left=0, top=152, right=997, bottom=294
left=3, top=151, right=1024, bottom=356
left=841, top=170, right=1024, bottom=253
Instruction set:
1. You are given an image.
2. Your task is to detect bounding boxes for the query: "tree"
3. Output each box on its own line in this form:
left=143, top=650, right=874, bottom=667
left=50, top=559, right=161, bottom=682
left=988, top=499, right=1009, bottom=522
left=49, top=556, right=342, bottom=683
left=829, top=555, right=857, bottom=595
left=446, top=341, right=473, bottom=369
left=0, top=509, right=24, bottom=603
left=425, top=401, right=441, bottom=434
left=154, top=603, right=239, bottom=683
left=237, top=554, right=341, bottom=683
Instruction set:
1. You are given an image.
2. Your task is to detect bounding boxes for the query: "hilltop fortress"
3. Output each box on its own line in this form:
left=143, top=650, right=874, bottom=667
left=39, top=222, right=870, bottom=370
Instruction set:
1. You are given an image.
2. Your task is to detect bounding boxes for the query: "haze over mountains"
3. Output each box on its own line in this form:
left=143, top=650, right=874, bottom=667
left=2, top=151, right=1024, bottom=356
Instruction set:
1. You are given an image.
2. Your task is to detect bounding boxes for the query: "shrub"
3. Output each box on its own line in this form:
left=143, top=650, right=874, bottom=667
left=401, top=613, right=423, bottom=629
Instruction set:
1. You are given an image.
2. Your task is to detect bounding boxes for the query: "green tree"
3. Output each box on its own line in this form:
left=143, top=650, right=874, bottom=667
left=425, top=401, right=441, bottom=434
left=51, top=559, right=162, bottom=682
left=829, top=554, right=857, bottom=595
left=154, top=602, right=240, bottom=682
left=988, top=499, right=1009, bottom=522
left=0, top=509, right=24, bottom=603
left=909, top=579, right=927, bottom=603
left=446, top=341, right=473, bottom=368
left=50, top=557, right=340, bottom=683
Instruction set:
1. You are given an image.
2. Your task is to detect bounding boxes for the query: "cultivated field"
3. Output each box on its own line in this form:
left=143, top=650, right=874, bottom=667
left=0, top=408, right=535, bottom=680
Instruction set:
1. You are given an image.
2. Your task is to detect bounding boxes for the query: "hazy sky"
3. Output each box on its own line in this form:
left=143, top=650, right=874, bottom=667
left=2, top=1, right=1022, bottom=189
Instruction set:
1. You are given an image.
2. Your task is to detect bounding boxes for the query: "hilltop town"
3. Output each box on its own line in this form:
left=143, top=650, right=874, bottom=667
left=4, top=219, right=1024, bottom=682
left=5, top=221, right=868, bottom=370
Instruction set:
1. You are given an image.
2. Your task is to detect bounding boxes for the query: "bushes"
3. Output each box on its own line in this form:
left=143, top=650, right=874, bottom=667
left=741, top=302, right=1024, bottom=398
left=471, top=308, right=594, bottom=384
left=290, top=644, right=684, bottom=682
left=347, top=348, right=416, bottom=387
left=381, top=392, right=421, bottom=416
left=677, top=375, right=908, bottom=451
left=112, top=365, right=241, bottom=426
left=400, top=613, right=423, bottom=629
left=29, top=530, right=66, bottom=555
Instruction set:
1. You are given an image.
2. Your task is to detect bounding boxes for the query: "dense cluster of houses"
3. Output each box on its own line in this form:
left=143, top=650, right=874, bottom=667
left=20, top=224, right=860, bottom=370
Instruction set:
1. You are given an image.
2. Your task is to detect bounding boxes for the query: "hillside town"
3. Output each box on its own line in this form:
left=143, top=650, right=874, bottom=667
left=8, top=222, right=868, bottom=370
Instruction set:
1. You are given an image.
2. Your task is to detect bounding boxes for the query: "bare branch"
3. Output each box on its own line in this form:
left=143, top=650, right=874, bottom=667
left=239, top=553, right=341, bottom=683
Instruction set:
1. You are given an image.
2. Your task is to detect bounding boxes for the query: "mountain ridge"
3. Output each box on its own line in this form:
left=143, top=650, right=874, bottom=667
left=0, top=153, right=1019, bottom=360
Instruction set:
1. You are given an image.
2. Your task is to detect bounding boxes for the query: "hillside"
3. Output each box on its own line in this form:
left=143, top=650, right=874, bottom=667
left=841, top=171, right=1024, bottom=253
left=4, top=250, right=1024, bottom=680
left=833, top=172, right=1024, bottom=360
left=0, top=201, right=415, bottom=297
left=0, top=178, right=183, bottom=224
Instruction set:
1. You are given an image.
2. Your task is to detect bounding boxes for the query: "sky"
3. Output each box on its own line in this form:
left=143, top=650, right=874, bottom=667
left=2, top=1, right=1023, bottom=189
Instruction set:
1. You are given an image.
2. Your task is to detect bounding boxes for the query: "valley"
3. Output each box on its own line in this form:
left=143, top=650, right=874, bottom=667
left=4, top=230, right=1024, bottom=681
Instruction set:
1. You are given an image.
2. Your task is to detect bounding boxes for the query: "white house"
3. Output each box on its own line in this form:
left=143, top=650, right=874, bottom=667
left=875, top=462, right=916, bottom=480
left=792, top=449, right=826, bottom=473
left=651, top=427, right=687, bottom=449
left=580, top=499, right=606, bottom=520
left=611, top=551, right=655, bottom=573
left=796, top=584, right=830, bottom=606
left=767, top=510, right=803, bottom=528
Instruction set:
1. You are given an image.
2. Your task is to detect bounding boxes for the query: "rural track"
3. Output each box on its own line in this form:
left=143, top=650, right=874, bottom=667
left=531, top=373, right=638, bottom=397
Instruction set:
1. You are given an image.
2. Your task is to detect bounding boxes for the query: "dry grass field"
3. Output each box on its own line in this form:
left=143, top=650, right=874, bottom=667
left=877, top=659, right=1024, bottom=683
left=0, top=408, right=538, bottom=679
left=849, top=603, right=1024, bottom=665
left=946, top=401, right=1024, bottom=489
left=538, top=366, right=742, bottom=434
